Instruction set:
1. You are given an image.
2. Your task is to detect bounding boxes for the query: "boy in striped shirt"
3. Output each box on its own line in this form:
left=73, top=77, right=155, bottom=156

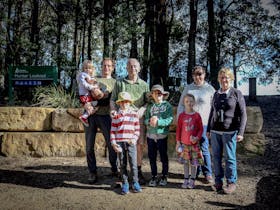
left=110, top=92, right=142, bottom=195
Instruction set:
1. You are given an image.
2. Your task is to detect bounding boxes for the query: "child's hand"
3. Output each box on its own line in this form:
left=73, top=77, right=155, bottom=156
left=112, top=144, right=122, bottom=153
left=175, top=142, right=181, bottom=153
left=127, top=139, right=136, bottom=145
left=190, top=136, right=198, bottom=144
left=150, top=116, right=158, bottom=127
left=110, top=110, right=117, bottom=118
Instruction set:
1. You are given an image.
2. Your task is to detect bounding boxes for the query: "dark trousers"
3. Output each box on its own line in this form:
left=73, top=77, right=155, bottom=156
left=147, top=137, right=169, bottom=177
left=85, top=114, right=117, bottom=173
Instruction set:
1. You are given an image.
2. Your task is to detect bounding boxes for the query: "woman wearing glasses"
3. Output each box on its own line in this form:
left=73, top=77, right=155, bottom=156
left=177, top=66, right=215, bottom=184
left=207, top=67, right=247, bottom=194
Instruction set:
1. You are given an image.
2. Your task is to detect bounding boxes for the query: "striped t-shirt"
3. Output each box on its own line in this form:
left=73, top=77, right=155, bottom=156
left=110, top=108, right=140, bottom=145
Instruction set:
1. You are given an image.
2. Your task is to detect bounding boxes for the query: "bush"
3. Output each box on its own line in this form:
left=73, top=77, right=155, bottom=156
left=32, top=85, right=80, bottom=108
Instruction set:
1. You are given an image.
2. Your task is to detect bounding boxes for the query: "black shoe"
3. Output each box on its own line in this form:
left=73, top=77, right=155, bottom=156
left=138, top=171, right=146, bottom=185
left=88, top=172, right=98, bottom=184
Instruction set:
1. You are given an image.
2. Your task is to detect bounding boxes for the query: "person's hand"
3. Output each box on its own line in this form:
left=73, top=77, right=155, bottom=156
left=110, top=110, right=117, bottom=118
left=206, top=132, right=211, bottom=140
left=84, top=102, right=94, bottom=115
left=176, top=142, right=181, bottom=152
left=112, top=144, right=121, bottom=153
left=150, top=116, right=158, bottom=127
left=128, top=139, right=136, bottom=145
left=237, top=135, right=244, bottom=142
left=190, top=135, right=198, bottom=144
left=91, top=88, right=104, bottom=100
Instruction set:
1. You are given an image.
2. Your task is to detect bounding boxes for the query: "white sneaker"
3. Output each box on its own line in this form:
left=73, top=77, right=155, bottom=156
left=159, top=177, right=167, bottom=186
left=148, top=177, right=157, bottom=187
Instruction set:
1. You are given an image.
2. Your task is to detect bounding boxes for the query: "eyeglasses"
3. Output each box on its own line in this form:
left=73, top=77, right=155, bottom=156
left=192, top=72, right=204, bottom=76
left=152, top=91, right=163, bottom=95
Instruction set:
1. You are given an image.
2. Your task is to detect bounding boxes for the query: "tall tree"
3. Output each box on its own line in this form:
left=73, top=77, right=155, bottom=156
left=87, top=0, right=93, bottom=60
left=150, top=0, right=169, bottom=87
left=207, top=0, right=218, bottom=89
left=129, top=0, right=138, bottom=59
left=30, top=0, right=40, bottom=65
left=187, top=0, right=198, bottom=84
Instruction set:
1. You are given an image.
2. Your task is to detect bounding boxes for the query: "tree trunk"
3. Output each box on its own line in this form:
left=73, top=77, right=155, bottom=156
left=207, top=0, right=219, bottom=89
left=87, top=0, right=92, bottom=60
left=30, top=0, right=40, bottom=65
left=14, top=0, right=23, bottom=65
left=187, top=0, right=198, bottom=84
left=142, top=0, right=153, bottom=82
left=72, top=0, right=80, bottom=66
left=103, top=0, right=110, bottom=58
left=129, top=0, right=138, bottom=59
left=150, top=0, right=169, bottom=88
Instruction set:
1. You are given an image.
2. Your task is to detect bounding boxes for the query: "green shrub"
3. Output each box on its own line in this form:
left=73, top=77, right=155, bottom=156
left=32, top=85, right=80, bottom=108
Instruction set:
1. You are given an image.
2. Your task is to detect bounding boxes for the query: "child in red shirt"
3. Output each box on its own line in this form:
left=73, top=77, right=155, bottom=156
left=176, top=93, right=204, bottom=189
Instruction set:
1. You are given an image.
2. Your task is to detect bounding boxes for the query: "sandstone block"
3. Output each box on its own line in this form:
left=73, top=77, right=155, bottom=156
left=245, top=106, right=263, bottom=133
left=0, top=107, right=54, bottom=131
left=52, top=108, right=84, bottom=132
left=237, top=133, right=266, bottom=155
left=1, top=132, right=106, bottom=157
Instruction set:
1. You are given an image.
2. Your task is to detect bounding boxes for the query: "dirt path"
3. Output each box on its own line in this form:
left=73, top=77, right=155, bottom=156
left=0, top=154, right=277, bottom=210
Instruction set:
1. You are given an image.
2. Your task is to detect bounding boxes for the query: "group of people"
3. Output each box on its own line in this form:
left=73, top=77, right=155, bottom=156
left=76, top=58, right=247, bottom=195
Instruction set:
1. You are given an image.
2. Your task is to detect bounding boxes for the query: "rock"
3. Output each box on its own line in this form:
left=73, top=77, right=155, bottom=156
left=1, top=132, right=106, bottom=157
left=245, top=106, right=263, bottom=133
left=52, top=108, right=84, bottom=132
left=0, top=107, right=55, bottom=131
left=237, top=133, right=267, bottom=155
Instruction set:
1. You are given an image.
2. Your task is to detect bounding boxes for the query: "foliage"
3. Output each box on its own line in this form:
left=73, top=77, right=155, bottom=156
left=32, top=85, right=80, bottom=108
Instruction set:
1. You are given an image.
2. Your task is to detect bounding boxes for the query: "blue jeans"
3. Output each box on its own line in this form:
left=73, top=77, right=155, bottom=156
left=85, top=114, right=117, bottom=173
left=147, top=137, right=169, bottom=177
left=210, top=131, right=237, bottom=185
left=197, top=126, right=212, bottom=177
left=117, top=142, right=138, bottom=183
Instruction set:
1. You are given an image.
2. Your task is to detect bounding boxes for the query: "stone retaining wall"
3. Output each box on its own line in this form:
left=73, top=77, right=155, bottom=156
left=0, top=106, right=266, bottom=157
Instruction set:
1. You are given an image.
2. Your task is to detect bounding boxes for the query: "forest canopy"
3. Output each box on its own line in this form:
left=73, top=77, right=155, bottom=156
left=0, top=0, right=279, bottom=93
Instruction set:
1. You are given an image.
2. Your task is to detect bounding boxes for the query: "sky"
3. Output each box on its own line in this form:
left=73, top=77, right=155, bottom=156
left=237, top=74, right=279, bottom=96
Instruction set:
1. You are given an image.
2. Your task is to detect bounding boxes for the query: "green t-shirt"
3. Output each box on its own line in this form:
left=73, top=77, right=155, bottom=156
left=96, top=77, right=116, bottom=115
left=111, top=77, right=150, bottom=109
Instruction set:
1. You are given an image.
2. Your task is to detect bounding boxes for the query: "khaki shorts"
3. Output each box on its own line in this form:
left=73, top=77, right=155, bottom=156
left=137, top=117, right=146, bottom=145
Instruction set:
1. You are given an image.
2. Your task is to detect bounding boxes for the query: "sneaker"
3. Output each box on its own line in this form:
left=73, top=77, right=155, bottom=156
left=121, top=182, right=129, bottom=195
left=211, top=183, right=223, bottom=192
left=148, top=177, right=157, bottom=187
left=138, top=170, right=146, bottom=185
left=132, top=182, right=142, bottom=193
left=205, top=175, right=214, bottom=184
left=159, top=176, right=167, bottom=186
left=79, top=116, right=89, bottom=127
left=181, top=178, right=189, bottom=189
left=223, top=183, right=236, bottom=194
left=88, top=172, right=97, bottom=184
left=187, top=179, right=195, bottom=189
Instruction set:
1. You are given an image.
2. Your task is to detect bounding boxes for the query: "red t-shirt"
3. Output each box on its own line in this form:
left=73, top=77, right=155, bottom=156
left=176, top=112, right=203, bottom=145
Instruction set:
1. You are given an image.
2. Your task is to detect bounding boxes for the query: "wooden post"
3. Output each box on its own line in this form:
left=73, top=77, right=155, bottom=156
left=249, top=78, right=257, bottom=101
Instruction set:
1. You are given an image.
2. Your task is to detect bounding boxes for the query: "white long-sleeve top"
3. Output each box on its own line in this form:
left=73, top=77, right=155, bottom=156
left=177, top=82, right=215, bottom=126
left=76, top=71, right=97, bottom=96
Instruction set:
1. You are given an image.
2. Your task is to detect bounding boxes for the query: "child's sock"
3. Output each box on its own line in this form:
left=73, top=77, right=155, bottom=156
left=190, top=165, right=197, bottom=180
left=184, top=162, right=190, bottom=179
